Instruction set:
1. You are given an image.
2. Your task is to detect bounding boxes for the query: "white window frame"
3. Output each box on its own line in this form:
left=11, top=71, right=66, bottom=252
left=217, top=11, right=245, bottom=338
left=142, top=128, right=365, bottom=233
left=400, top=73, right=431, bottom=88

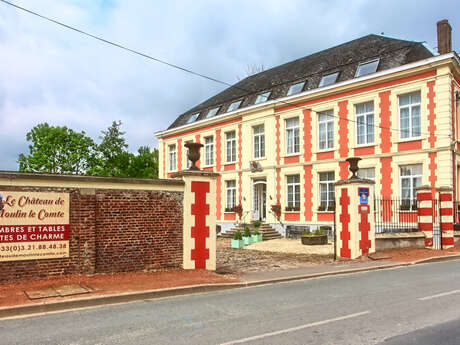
left=319, top=171, right=335, bottom=210
left=399, top=91, right=421, bottom=140
left=168, top=144, right=176, bottom=172
left=357, top=168, right=375, bottom=181
left=253, top=125, right=265, bottom=159
left=225, top=180, right=237, bottom=210
left=287, top=81, right=305, bottom=96
left=204, top=136, right=214, bottom=166
left=355, top=59, right=379, bottom=78
left=255, top=91, right=271, bottom=104
left=185, top=140, right=192, bottom=169
left=355, top=102, right=375, bottom=146
left=286, top=175, right=300, bottom=210
left=227, top=100, right=242, bottom=112
left=225, top=131, right=236, bottom=163
left=318, top=110, right=334, bottom=151
left=187, top=113, right=199, bottom=124
left=319, top=72, right=339, bottom=87
left=400, top=164, right=422, bottom=209
left=285, top=117, right=300, bottom=155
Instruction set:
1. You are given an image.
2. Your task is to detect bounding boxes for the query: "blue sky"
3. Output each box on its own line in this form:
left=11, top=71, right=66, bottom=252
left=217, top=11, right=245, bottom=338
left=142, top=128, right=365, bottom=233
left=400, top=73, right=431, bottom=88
left=0, top=0, right=459, bottom=170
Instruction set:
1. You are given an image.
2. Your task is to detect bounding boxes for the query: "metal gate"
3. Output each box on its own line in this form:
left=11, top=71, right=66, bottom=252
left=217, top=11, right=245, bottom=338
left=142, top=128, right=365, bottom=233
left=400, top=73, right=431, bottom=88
left=418, top=199, right=442, bottom=250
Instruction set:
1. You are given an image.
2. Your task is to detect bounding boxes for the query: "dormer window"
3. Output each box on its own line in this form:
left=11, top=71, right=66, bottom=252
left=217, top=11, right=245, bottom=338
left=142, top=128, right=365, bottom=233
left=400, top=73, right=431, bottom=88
left=355, top=59, right=379, bottom=78
left=206, top=107, right=220, bottom=118
left=255, top=91, right=271, bottom=104
left=319, top=72, right=339, bottom=87
left=227, top=100, right=243, bottom=112
left=287, top=81, right=305, bottom=96
left=187, top=113, right=199, bottom=123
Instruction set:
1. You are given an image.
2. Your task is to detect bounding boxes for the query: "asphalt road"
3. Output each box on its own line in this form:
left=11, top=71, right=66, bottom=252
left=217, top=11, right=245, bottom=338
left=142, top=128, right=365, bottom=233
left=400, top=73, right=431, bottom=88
left=1, top=260, right=460, bottom=345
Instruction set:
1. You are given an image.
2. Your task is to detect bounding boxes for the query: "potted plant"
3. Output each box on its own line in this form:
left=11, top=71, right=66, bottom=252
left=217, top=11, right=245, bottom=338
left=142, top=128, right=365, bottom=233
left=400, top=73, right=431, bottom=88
left=243, top=227, right=252, bottom=245
left=231, top=230, right=244, bottom=248
left=254, top=230, right=263, bottom=242
left=301, top=229, right=328, bottom=245
left=251, top=230, right=259, bottom=243
left=253, top=220, right=261, bottom=228
left=318, top=204, right=326, bottom=212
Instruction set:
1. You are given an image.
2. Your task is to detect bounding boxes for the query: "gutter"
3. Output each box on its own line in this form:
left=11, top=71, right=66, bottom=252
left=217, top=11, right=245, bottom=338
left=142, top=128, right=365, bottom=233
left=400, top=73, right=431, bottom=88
left=156, top=52, right=458, bottom=139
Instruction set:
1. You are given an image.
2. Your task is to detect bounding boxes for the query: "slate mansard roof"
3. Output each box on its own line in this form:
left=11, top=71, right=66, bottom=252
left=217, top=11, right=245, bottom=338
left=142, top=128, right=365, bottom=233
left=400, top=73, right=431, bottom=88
left=167, top=34, right=433, bottom=130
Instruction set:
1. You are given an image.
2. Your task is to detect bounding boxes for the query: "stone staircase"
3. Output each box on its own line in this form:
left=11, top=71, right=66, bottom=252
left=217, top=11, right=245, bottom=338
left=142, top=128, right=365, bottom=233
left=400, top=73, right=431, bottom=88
left=219, top=223, right=282, bottom=241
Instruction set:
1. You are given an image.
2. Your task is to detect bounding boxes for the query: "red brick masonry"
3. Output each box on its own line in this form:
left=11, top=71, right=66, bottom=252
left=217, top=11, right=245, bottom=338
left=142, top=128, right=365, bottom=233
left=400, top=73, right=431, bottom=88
left=0, top=186, right=183, bottom=283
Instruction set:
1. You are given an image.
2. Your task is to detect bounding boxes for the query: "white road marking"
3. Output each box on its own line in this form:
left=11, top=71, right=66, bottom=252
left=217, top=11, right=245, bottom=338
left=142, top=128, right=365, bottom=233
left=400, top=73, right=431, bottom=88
left=419, top=289, right=460, bottom=301
left=219, top=310, right=370, bottom=345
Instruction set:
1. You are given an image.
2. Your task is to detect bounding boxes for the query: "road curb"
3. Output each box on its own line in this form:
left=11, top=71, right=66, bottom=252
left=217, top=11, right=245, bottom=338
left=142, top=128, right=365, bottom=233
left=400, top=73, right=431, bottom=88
left=1, top=255, right=459, bottom=319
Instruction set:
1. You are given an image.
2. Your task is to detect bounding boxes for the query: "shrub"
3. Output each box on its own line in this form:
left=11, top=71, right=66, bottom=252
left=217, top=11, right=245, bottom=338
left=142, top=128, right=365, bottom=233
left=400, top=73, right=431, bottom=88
left=302, top=229, right=312, bottom=236
left=254, top=230, right=260, bottom=235
left=233, top=230, right=243, bottom=240
left=253, top=220, right=261, bottom=228
left=314, top=229, right=324, bottom=236
left=244, top=227, right=251, bottom=237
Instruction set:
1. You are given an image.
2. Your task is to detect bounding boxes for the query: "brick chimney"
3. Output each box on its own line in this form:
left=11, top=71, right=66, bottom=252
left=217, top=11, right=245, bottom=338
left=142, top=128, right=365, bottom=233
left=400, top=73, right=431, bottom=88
left=437, top=19, right=452, bottom=55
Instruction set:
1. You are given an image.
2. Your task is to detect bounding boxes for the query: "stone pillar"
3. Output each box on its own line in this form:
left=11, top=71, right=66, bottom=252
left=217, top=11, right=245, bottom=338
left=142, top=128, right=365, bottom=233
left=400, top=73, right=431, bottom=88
left=438, top=186, right=454, bottom=249
left=335, top=179, right=375, bottom=259
left=417, top=185, right=434, bottom=248
left=173, top=170, right=218, bottom=270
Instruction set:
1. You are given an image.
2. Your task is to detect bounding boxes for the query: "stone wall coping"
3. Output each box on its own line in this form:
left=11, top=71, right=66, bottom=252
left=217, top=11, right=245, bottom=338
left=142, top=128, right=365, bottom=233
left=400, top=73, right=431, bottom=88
left=335, top=177, right=375, bottom=186
left=376, top=232, right=426, bottom=239
left=415, top=185, right=432, bottom=191
left=0, top=171, right=184, bottom=186
left=437, top=186, right=454, bottom=192
left=171, top=170, right=219, bottom=178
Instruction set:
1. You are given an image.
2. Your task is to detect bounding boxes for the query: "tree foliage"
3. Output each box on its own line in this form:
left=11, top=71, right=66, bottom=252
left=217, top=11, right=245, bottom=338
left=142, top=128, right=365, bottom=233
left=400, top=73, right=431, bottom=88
left=18, top=123, right=97, bottom=174
left=18, top=121, right=159, bottom=179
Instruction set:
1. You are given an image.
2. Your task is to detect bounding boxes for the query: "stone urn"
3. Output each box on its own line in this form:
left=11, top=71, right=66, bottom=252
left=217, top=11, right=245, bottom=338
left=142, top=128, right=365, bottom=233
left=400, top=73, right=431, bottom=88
left=346, top=157, right=362, bottom=179
left=185, top=142, right=204, bottom=171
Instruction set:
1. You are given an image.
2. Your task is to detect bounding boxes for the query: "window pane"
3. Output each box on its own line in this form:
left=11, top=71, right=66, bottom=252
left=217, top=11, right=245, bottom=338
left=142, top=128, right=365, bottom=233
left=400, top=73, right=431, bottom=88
left=287, top=82, right=305, bottom=96
left=400, top=108, right=410, bottom=138
left=399, top=94, right=411, bottom=106
left=206, top=107, right=219, bottom=118
left=319, top=72, right=339, bottom=87
left=410, top=92, right=421, bottom=104
left=367, top=114, right=374, bottom=143
left=187, top=113, right=199, bottom=123
left=411, top=105, right=421, bottom=137
left=255, top=91, right=271, bottom=104
left=228, top=100, right=242, bottom=112
left=356, top=60, right=379, bottom=77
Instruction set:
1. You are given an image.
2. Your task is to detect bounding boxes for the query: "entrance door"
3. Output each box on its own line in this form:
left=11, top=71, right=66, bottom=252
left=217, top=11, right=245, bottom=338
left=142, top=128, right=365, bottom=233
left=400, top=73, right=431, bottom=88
left=252, top=181, right=267, bottom=221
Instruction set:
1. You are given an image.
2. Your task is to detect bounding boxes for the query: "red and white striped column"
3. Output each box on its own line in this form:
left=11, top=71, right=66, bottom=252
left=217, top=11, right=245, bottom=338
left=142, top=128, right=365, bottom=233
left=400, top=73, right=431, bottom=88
left=416, top=185, right=434, bottom=248
left=438, top=186, right=454, bottom=249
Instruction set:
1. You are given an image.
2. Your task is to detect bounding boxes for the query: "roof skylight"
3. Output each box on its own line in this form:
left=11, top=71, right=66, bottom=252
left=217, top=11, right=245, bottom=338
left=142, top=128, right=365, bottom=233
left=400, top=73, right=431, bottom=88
left=227, top=100, right=243, bottom=112
left=355, top=59, right=379, bottom=78
left=287, top=81, right=305, bottom=96
left=319, top=72, right=339, bottom=87
left=206, top=107, right=220, bottom=118
left=255, top=91, right=271, bottom=104
left=187, top=113, right=199, bottom=123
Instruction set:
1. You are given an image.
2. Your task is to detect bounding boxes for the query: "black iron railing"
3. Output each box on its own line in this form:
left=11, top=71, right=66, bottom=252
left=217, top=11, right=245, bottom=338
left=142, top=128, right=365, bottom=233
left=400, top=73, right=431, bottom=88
left=374, top=198, right=419, bottom=233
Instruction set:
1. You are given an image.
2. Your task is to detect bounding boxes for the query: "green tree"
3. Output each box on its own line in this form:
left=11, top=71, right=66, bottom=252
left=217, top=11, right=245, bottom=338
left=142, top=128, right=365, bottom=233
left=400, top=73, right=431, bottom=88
left=90, top=121, right=130, bottom=177
left=125, top=146, right=159, bottom=179
left=18, top=123, right=97, bottom=174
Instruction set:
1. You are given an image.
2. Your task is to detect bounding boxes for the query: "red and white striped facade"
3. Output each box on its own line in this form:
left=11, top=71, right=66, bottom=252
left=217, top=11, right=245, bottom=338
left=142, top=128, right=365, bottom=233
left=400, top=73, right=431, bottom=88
left=157, top=53, right=460, bottom=235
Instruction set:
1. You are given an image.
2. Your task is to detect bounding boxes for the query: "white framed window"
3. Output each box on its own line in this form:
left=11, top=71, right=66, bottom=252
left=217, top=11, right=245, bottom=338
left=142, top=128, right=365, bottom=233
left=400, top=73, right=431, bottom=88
left=399, top=91, right=421, bottom=139
left=255, top=91, right=271, bottom=104
left=319, top=72, right=339, bottom=87
left=357, top=168, right=375, bottom=181
left=204, top=136, right=214, bottom=166
left=225, top=180, right=236, bottom=210
left=318, top=110, right=334, bottom=150
left=356, top=102, right=374, bottom=145
left=206, top=107, right=220, bottom=118
left=168, top=144, right=176, bottom=171
left=285, top=117, right=300, bottom=155
left=355, top=59, right=379, bottom=78
left=227, top=100, right=242, bottom=112
left=185, top=140, right=192, bottom=169
left=286, top=175, right=300, bottom=210
left=187, top=113, right=199, bottom=124
left=319, top=171, right=335, bottom=210
left=253, top=125, right=265, bottom=159
left=287, top=81, right=305, bottom=96
left=400, top=164, right=422, bottom=209
left=225, top=131, right=236, bottom=163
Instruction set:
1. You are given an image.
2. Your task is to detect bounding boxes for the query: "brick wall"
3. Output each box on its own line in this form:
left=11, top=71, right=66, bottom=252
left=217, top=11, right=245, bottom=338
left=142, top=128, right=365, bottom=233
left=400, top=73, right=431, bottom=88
left=0, top=185, right=183, bottom=283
